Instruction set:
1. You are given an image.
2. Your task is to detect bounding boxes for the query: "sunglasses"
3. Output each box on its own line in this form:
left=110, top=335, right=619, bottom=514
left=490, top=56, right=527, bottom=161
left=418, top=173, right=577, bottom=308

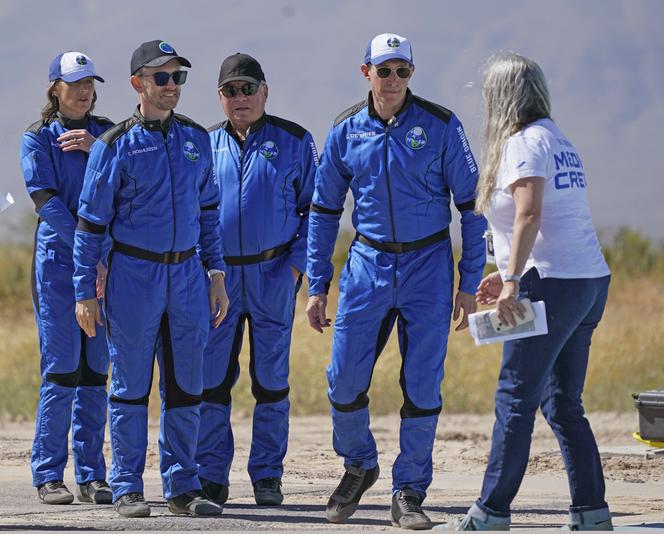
left=219, top=83, right=259, bottom=98
left=375, top=66, right=412, bottom=79
left=140, top=70, right=188, bottom=86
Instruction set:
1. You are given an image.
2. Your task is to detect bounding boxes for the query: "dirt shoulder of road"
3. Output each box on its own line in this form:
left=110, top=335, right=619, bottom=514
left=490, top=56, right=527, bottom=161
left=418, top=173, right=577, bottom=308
left=0, top=412, right=662, bottom=530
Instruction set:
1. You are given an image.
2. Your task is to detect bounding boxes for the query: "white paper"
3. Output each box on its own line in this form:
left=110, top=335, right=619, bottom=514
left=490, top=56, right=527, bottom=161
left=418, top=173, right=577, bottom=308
left=0, top=192, right=14, bottom=214
left=468, top=300, right=548, bottom=346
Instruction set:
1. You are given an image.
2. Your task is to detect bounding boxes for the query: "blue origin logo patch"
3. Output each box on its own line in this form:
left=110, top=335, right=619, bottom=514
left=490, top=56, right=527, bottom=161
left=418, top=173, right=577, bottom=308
left=387, top=37, right=401, bottom=48
left=159, top=42, right=175, bottom=54
left=405, top=126, right=427, bottom=150
left=259, top=141, right=279, bottom=160
left=75, top=55, right=88, bottom=65
left=183, top=141, right=200, bottom=162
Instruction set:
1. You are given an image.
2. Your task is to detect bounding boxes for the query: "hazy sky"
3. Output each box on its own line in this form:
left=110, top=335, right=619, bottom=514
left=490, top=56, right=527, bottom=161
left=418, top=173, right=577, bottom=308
left=2, top=0, right=662, bottom=240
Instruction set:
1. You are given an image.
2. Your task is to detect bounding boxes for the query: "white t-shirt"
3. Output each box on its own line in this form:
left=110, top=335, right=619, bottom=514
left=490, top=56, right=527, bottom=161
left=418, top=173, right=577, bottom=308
left=486, top=118, right=610, bottom=279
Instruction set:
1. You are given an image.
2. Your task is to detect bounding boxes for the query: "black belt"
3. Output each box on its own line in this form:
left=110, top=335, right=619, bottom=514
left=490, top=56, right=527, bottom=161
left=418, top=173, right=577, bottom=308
left=356, top=228, right=450, bottom=253
left=224, top=240, right=293, bottom=266
left=112, top=241, right=196, bottom=264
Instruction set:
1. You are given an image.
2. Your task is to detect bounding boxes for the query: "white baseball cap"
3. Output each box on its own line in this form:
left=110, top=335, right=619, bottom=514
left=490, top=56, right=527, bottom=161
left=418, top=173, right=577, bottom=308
left=49, top=52, right=104, bottom=83
left=364, top=33, right=413, bottom=66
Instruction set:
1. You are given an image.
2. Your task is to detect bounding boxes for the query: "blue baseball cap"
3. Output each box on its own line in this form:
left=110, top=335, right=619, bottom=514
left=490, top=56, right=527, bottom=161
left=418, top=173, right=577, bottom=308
left=364, top=33, right=414, bottom=66
left=49, top=52, right=104, bottom=83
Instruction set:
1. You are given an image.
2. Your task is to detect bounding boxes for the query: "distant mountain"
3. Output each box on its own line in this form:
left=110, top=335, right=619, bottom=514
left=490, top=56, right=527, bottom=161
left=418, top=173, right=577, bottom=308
left=2, top=0, right=662, bottom=240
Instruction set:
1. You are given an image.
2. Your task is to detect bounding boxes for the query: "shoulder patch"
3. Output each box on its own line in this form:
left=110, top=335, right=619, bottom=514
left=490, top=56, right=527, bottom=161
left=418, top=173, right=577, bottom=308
left=207, top=120, right=227, bottom=133
left=173, top=113, right=207, bottom=134
left=91, top=115, right=114, bottom=127
left=334, top=99, right=368, bottom=127
left=412, top=96, right=452, bottom=124
left=25, top=118, right=50, bottom=134
left=98, top=117, right=138, bottom=146
left=266, top=115, right=307, bottom=140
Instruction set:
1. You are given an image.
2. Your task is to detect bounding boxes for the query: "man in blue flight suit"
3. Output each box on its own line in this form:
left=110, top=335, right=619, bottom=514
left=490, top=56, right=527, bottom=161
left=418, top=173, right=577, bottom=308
left=196, top=53, right=317, bottom=506
left=306, top=34, right=487, bottom=529
left=20, top=51, right=113, bottom=506
left=73, top=40, right=228, bottom=518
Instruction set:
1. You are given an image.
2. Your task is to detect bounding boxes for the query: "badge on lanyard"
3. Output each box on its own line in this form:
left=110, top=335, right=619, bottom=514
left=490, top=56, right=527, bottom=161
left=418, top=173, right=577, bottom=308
left=484, top=230, right=495, bottom=264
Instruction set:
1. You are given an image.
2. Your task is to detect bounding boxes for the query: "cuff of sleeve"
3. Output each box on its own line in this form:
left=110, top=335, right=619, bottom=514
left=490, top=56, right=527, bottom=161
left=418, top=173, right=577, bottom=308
left=207, top=268, right=225, bottom=279
left=459, top=277, right=481, bottom=296
left=75, top=288, right=97, bottom=302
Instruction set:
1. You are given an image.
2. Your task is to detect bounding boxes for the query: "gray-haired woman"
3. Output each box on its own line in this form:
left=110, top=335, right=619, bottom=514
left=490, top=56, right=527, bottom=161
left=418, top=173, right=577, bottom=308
left=444, top=52, right=612, bottom=531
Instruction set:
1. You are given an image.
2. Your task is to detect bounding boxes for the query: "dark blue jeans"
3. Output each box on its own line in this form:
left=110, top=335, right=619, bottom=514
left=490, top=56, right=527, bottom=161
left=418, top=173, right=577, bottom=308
left=477, top=269, right=611, bottom=517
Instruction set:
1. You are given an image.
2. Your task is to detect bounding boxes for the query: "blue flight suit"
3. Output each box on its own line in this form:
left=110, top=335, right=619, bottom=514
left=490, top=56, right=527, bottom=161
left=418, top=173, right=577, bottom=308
left=20, top=113, right=113, bottom=487
left=196, top=114, right=316, bottom=485
left=307, top=90, right=486, bottom=497
left=73, top=108, right=225, bottom=501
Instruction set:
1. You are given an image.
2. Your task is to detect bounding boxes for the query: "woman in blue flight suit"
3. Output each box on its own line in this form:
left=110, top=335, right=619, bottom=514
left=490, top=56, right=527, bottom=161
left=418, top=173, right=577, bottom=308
left=20, top=51, right=113, bottom=505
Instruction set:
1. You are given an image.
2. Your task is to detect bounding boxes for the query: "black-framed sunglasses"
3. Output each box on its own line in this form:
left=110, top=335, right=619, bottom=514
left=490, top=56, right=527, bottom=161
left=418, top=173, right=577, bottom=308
left=219, top=83, right=259, bottom=98
left=140, top=70, right=188, bottom=86
left=376, top=66, right=412, bottom=79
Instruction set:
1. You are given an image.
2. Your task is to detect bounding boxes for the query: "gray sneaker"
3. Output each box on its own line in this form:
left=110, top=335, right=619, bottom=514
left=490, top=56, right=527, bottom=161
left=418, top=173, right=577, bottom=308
left=326, top=465, right=380, bottom=523
left=391, top=488, right=432, bottom=530
left=563, top=507, right=613, bottom=531
left=253, top=477, right=283, bottom=506
left=77, top=480, right=113, bottom=504
left=37, top=480, right=74, bottom=505
left=167, top=490, right=223, bottom=516
left=435, top=503, right=510, bottom=530
left=115, top=492, right=151, bottom=518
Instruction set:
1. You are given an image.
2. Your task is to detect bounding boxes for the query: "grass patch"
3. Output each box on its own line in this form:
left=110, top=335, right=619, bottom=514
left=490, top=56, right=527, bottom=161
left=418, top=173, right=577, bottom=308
left=1, top=229, right=663, bottom=420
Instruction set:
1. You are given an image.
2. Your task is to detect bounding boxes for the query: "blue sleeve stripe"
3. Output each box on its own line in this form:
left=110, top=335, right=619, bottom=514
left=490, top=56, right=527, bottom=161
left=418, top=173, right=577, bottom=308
left=77, top=217, right=106, bottom=235
left=311, top=203, right=343, bottom=216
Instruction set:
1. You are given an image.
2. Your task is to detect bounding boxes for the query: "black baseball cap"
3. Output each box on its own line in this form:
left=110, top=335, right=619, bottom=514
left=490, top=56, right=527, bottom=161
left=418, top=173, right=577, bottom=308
left=130, top=40, right=191, bottom=75
left=217, top=53, right=265, bottom=88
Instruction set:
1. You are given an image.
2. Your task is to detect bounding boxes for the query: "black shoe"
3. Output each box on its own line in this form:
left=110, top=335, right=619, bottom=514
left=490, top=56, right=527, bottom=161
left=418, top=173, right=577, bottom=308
left=167, top=490, right=224, bottom=516
left=253, top=477, right=283, bottom=506
left=77, top=480, right=113, bottom=504
left=391, top=488, right=432, bottom=530
left=326, top=465, right=380, bottom=523
left=37, top=480, right=74, bottom=505
left=200, top=477, right=229, bottom=505
left=115, top=492, right=151, bottom=518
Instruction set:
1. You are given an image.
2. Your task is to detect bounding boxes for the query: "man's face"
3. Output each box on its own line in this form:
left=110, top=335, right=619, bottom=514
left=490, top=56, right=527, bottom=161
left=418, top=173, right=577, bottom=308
left=362, top=59, right=413, bottom=106
left=219, top=80, right=267, bottom=132
left=133, top=59, right=183, bottom=112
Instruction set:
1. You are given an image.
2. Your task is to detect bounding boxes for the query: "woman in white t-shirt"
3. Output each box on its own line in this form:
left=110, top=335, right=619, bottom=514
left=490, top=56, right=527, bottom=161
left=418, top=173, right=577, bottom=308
left=447, top=53, right=612, bottom=531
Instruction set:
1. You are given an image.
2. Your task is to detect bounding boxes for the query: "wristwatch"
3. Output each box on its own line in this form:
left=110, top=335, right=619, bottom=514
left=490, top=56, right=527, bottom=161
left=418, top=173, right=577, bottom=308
left=502, top=274, right=521, bottom=283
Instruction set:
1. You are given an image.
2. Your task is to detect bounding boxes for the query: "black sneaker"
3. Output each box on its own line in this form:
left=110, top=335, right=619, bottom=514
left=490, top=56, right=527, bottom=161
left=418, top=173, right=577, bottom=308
left=167, top=490, right=223, bottom=516
left=253, top=477, right=283, bottom=506
left=37, top=480, right=74, bottom=505
left=200, top=477, right=229, bottom=505
left=115, top=492, right=151, bottom=518
left=391, top=488, right=432, bottom=530
left=77, top=480, right=113, bottom=504
left=326, top=465, right=380, bottom=523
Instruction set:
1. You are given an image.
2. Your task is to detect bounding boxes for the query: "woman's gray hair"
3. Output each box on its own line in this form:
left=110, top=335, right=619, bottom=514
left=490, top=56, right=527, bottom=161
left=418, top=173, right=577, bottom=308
left=475, top=52, right=551, bottom=214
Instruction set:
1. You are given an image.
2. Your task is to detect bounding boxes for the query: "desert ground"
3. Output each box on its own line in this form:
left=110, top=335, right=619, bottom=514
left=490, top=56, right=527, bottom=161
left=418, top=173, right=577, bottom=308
left=0, top=412, right=662, bottom=530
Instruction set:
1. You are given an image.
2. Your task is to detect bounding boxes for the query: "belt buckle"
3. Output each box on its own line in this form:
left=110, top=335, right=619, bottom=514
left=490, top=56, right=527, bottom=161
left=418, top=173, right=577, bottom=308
left=164, top=251, right=181, bottom=264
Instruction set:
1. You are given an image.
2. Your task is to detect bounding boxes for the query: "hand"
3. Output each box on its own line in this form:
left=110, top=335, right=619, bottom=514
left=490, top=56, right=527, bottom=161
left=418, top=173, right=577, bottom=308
left=453, top=290, right=477, bottom=331
left=76, top=298, right=102, bottom=337
left=209, top=272, right=229, bottom=328
left=476, top=271, right=503, bottom=305
left=291, top=266, right=300, bottom=283
left=495, top=281, right=526, bottom=327
left=57, top=129, right=96, bottom=153
left=96, top=262, right=107, bottom=300
left=306, top=294, right=331, bottom=333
